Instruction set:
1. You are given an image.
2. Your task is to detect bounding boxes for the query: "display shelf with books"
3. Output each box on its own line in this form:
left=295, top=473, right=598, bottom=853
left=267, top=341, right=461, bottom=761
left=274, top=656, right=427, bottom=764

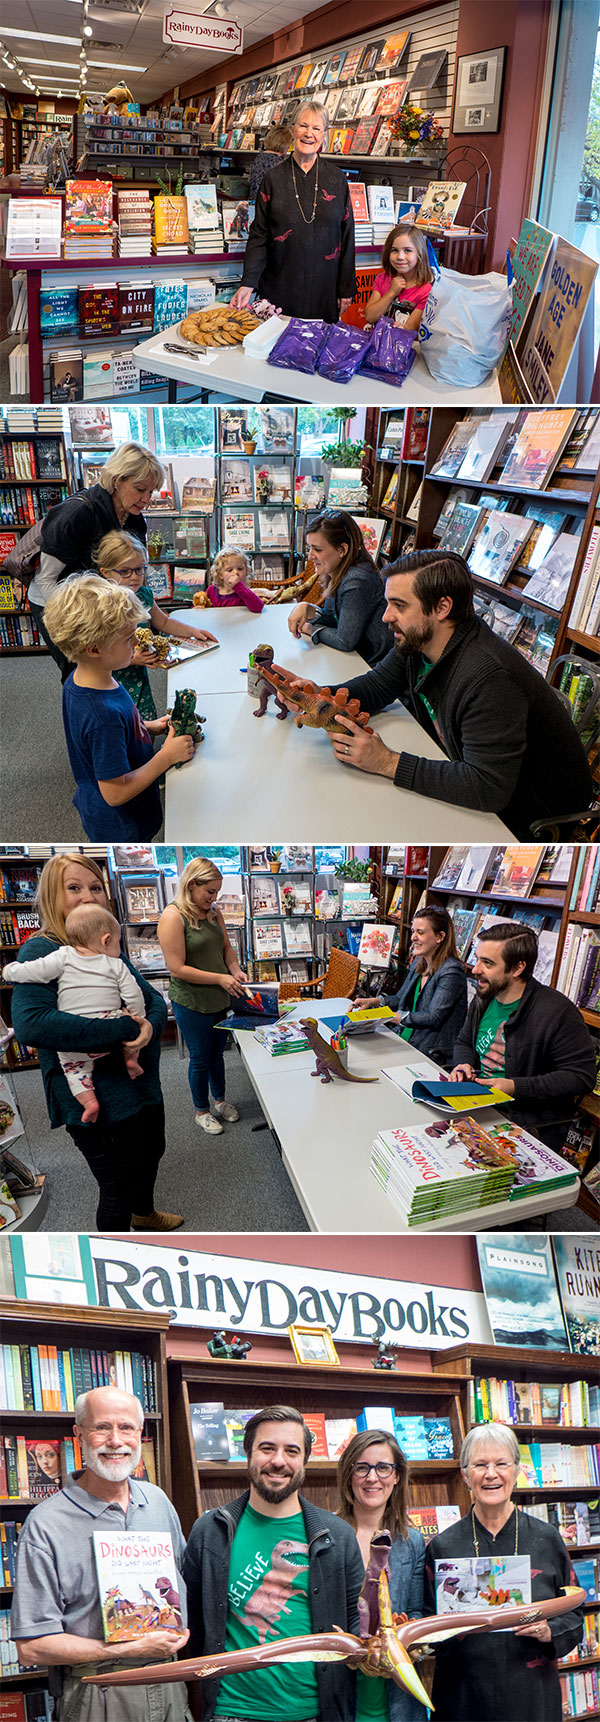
left=370, top=409, right=432, bottom=562
left=216, top=409, right=299, bottom=584
left=552, top=848, right=600, bottom=1045
left=242, top=848, right=317, bottom=982
left=412, top=407, right=600, bottom=682
left=0, top=422, right=72, bottom=656
left=0, top=1298, right=173, bottom=1707
left=167, top=1351, right=468, bottom=1533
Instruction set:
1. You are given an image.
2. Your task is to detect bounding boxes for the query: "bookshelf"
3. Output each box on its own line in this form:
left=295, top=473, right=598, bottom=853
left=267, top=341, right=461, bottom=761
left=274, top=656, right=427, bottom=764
left=551, top=466, right=600, bottom=666
left=552, top=848, right=600, bottom=1191
left=0, top=1298, right=173, bottom=1709
left=0, top=423, right=71, bottom=656
left=167, top=1352, right=469, bottom=1535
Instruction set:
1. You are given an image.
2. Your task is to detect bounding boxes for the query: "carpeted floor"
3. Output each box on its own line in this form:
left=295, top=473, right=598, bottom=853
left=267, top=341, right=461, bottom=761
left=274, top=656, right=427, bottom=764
left=1, top=651, right=169, bottom=841
left=14, top=1039, right=309, bottom=1232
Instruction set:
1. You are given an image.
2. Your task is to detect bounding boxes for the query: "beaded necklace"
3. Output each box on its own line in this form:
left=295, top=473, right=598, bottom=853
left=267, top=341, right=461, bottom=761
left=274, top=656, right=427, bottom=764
left=471, top=1505, right=519, bottom=1555
left=290, top=154, right=319, bottom=224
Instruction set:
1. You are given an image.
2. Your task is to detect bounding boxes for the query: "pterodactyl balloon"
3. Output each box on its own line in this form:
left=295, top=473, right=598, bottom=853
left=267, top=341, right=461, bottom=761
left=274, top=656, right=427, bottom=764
left=83, top=1529, right=585, bottom=1711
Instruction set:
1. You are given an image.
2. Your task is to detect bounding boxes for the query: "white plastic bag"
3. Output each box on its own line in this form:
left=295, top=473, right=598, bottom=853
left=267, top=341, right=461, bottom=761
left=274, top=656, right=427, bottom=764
left=417, top=267, right=512, bottom=386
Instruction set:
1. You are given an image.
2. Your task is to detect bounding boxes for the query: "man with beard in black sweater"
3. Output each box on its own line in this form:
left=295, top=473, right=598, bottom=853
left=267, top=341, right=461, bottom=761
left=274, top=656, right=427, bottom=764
left=449, top=922, right=596, bottom=1152
left=311, top=552, right=592, bottom=838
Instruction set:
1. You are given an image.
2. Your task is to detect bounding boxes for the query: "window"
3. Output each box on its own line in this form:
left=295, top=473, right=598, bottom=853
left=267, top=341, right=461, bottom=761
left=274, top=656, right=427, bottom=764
left=153, top=407, right=215, bottom=456
left=109, top=406, right=148, bottom=445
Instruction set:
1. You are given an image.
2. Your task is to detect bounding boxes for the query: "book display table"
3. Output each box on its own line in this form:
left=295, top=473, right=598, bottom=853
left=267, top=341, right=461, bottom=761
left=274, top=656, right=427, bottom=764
left=231, top=997, right=580, bottom=1232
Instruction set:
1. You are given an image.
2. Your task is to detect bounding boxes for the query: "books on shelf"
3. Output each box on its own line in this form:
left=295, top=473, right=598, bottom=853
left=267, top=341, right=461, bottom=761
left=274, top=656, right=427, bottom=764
left=283, top=918, right=312, bottom=955
left=358, top=923, right=394, bottom=968
left=190, top=1401, right=230, bottom=1461
left=185, top=182, right=220, bottom=232
left=468, top=510, right=533, bottom=585
left=555, top=924, right=600, bottom=1012
left=0, top=1340, right=157, bottom=1414
left=153, top=195, right=189, bottom=254
left=499, top=408, right=579, bottom=490
left=222, top=508, right=256, bottom=550
left=489, top=843, right=545, bottom=897
left=469, top=1373, right=600, bottom=1431
left=569, top=846, right=600, bottom=913
left=523, top=532, right=580, bottom=611
left=328, top=468, right=369, bottom=509
left=430, top=415, right=488, bottom=480
left=222, top=200, right=254, bottom=252
left=352, top=517, right=387, bottom=560
left=438, top=500, right=485, bottom=558
left=455, top=413, right=518, bottom=484
left=416, top=181, right=466, bottom=228
left=258, top=509, right=289, bottom=549
left=118, top=283, right=155, bottom=332
left=153, top=279, right=188, bottom=333
left=569, top=521, right=600, bottom=638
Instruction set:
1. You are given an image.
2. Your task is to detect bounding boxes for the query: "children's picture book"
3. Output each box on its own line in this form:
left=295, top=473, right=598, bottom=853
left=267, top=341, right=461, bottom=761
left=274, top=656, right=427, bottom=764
left=358, top=923, right=394, bottom=969
left=468, top=511, right=533, bottom=585
left=499, top=408, right=579, bottom=489
left=221, top=458, right=253, bottom=502
left=223, top=508, right=256, bottom=550
left=434, top=1556, right=532, bottom=1615
left=490, top=845, right=545, bottom=898
left=381, top=1061, right=513, bottom=1115
left=93, top=1529, right=183, bottom=1641
left=254, top=1021, right=309, bottom=1055
left=416, top=181, right=466, bottom=228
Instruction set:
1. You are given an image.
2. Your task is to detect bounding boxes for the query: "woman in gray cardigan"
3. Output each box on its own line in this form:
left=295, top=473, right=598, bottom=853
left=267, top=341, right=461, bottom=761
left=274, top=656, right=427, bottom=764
left=380, top=905, right=468, bottom=1065
left=288, top=510, right=391, bottom=665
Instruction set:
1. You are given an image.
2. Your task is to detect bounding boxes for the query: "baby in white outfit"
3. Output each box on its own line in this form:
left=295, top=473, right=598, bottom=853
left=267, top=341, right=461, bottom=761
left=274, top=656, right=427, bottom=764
left=4, top=903, right=147, bottom=1125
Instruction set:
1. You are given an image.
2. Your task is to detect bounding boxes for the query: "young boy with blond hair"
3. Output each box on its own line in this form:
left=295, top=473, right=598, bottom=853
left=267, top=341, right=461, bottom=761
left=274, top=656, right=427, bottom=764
left=4, top=903, right=147, bottom=1125
left=44, top=574, right=196, bottom=840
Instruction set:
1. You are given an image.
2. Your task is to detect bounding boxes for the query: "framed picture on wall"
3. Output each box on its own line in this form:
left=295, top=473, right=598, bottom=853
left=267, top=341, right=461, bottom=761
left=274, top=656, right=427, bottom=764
left=452, top=46, right=507, bottom=134
left=288, top=1323, right=340, bottom=1366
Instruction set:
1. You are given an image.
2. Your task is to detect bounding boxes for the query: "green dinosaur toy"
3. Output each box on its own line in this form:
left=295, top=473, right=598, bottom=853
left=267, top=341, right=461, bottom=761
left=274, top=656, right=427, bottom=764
left=299, top=1018, right=379, bottom=1085
left=168, top=687, right=206, bottom=766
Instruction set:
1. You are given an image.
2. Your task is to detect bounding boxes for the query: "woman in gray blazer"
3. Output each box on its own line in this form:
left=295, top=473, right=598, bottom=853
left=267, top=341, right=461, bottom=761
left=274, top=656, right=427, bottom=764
left=381, top=905, right=468, bottom=1065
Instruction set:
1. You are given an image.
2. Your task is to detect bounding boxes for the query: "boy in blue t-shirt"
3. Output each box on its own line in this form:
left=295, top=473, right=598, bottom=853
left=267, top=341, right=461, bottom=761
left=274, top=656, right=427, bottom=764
left=44, top=573, right=195, bottom=840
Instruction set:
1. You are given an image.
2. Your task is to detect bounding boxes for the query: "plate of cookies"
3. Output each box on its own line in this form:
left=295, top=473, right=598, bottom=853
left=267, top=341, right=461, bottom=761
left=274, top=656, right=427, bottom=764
left=177, top=305, right=262, bottom=348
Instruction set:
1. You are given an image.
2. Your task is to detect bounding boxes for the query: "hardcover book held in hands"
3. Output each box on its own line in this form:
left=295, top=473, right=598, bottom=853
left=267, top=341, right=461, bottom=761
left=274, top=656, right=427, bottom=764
left=93, top=1530, right=184, bottom=1641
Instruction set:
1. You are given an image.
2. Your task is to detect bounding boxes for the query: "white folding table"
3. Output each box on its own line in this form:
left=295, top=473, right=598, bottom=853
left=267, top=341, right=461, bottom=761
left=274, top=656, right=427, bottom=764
left=164, top=609, right=513, bottom=843
left=232, top=999, right=580, bottom=1233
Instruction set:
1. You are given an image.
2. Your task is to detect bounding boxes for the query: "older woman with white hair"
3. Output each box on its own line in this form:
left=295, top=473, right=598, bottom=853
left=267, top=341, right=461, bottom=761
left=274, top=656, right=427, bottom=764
left=230, top=103, right=356, bottom=322
left=423, top=1420, right=584, bottom=1721
left=29, top=441, right=165, bottom=680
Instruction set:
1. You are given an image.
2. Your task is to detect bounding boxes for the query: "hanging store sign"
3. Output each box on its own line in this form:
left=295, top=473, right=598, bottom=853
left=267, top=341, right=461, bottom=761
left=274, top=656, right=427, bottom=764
left=163, top=9, right=244, bottom=54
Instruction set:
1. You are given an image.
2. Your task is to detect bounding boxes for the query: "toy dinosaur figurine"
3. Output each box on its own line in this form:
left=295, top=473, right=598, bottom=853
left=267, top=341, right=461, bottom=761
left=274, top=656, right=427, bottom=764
left=254, top=661, right=374, bottom=737
left=299, top=1018, right=378, bottom=1085
left=251, top=645, right=289, bottom=719
left=168, top=688, right=206, bottom=764
left=83, top=1536, right=586, bottom=1708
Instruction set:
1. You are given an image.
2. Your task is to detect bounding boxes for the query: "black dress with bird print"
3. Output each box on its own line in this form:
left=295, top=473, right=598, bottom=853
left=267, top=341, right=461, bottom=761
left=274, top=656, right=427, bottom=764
left=241, top=155, right=356, bottom=320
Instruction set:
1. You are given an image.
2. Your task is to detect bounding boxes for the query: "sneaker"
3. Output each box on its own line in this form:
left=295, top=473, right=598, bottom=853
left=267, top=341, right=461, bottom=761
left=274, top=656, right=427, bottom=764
left=195, top=1111, right=224, bottom=1134
left=131, top=1210, right=184, bottom=1231
left=213, top=1100, right=239, bottom=1122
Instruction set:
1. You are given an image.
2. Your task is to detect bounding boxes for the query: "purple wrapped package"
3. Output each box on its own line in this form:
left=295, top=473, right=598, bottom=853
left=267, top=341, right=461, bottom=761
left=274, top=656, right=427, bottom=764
left=267, top=318, right=330, bottom=375
left=358, top=319, right=416, bottom=386
left=316, top=321, right=374, bottom=383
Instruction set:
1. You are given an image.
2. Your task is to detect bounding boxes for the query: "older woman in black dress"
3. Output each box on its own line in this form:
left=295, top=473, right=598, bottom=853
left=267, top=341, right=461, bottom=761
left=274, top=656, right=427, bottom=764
left=231, top=103, right=356, bottom=321
left=424, top=1422, right=584, bottom=1722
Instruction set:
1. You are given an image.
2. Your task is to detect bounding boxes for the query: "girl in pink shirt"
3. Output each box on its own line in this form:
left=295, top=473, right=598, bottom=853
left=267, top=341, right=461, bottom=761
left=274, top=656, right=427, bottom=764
left=205, top=549, right=264, bottom=612
left=365, top=224, right=434, bottom=330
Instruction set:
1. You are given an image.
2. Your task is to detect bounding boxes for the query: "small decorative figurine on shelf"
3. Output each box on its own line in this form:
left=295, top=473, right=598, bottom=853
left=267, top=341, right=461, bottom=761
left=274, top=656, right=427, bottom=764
left=373, top=1338, right=397, bottom=1371
left=207, top=1331, right=252, bottom=1360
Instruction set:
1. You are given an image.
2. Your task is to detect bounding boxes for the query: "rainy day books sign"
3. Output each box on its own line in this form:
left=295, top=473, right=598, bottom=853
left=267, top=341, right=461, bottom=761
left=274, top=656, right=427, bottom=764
left=6, top=1237, right=493, bottom=1351
left=163, top=9, right=243, bottom=54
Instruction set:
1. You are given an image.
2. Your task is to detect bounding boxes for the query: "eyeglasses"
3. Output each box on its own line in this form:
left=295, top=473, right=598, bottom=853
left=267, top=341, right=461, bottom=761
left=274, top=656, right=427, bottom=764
left=469, top=1459, right=514, bottom=1473
left=352, top=1461, right=397, bottom=1480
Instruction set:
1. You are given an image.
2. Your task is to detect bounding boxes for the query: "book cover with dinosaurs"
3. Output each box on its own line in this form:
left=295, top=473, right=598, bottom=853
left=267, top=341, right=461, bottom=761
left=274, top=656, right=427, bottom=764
left=93, top=1529, right=184, bottom=1642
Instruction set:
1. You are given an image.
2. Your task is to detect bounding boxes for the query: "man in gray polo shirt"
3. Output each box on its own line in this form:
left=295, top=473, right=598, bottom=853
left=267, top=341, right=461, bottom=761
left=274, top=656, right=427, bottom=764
left=11, top=1385, right=191, bottom=1721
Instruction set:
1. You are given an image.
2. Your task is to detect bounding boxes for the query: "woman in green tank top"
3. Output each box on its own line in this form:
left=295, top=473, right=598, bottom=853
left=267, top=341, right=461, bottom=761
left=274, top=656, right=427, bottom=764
left=158, top=857, right=247, bottom=1136
left=337, top=1429, right=426, bottom=1722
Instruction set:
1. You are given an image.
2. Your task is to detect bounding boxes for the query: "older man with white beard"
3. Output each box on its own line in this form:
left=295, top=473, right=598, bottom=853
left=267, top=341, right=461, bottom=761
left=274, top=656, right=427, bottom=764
left=11, top=1386, right=191, bottom=1721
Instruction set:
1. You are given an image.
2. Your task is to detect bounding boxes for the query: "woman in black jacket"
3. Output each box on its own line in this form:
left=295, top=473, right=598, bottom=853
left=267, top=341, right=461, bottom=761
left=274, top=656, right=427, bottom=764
left=28, top=440, right=165, bottom=679
left=288, top=510, right=391, bottom=666
left=380, top=905, right=468, bottom=1065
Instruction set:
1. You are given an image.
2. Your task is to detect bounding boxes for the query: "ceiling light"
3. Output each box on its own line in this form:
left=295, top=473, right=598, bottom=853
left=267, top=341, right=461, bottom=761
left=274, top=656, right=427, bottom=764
left=82, top=24, right=93, bottom=37
left=1, top=31, right=81, bottom=46
left=20, top=57, right=86, bottom=68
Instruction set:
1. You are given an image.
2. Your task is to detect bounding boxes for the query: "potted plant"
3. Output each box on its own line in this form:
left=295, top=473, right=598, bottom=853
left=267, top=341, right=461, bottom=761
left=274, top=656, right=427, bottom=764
left=268, top=847, right=282, bottom=873
left=148, top=531, right=164, bottom=562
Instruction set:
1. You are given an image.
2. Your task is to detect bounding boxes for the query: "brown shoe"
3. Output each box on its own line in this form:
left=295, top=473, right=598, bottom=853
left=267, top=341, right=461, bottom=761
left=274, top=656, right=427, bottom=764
left=131, top=1210, right=184, bottom=1231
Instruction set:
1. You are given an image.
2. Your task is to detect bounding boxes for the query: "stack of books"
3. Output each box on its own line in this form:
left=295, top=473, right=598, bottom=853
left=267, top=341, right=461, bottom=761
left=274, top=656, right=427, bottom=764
left=63, top=179, right=114, bottom=260
left=368, top=184, right=395, bottom=248
left=185, top=182, right=223, bottom=253
left=348, top=182, right=371, bottom=245
left=370, top=1118, right=516, bottom=1225
left=253, top=1021, right=310, bottom=1055
left=222, top=199, right=254, bottom=255
left=117, top=189, right=153, bottom=257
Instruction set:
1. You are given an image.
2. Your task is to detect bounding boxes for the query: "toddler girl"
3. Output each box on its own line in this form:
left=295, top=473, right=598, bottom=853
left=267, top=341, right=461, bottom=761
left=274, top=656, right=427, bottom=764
left=95, top=529, right=217, bottom=718
left=206, top=549, right=265, bottom=612
left=4, top=903, right=146, bottom=1125
left=365, top=224, right=434, bottom=330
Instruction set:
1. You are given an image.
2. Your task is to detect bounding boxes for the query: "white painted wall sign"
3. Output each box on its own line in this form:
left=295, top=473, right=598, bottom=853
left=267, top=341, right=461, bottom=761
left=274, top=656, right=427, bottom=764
left=163, top=9, right=244, bottom=54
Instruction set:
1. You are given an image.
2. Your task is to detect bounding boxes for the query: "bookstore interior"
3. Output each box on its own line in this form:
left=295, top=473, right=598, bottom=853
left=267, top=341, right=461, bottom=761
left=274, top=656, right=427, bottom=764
left=0, top=1230, right=598, bottom=1722
left=0, top=0, right=599, bottom=404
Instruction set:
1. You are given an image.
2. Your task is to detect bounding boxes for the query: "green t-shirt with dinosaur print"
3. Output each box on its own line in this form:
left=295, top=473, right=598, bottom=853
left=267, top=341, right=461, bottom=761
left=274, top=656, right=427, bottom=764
left=214, top=1502, right=319, bottom=1719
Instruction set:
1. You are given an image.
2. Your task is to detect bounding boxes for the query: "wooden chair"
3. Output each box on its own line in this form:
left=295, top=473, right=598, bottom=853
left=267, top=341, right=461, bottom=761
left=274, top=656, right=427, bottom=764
left=431, top=144, right=492, bottom=276
left=278, top=945, right=360, bottom=1003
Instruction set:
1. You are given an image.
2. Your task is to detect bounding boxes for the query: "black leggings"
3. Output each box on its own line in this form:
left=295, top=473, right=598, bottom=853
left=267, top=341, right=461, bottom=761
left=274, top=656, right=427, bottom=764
left=28, top=598, right=74, bottom=683
left=67, top=1099, right=166, bottom=1229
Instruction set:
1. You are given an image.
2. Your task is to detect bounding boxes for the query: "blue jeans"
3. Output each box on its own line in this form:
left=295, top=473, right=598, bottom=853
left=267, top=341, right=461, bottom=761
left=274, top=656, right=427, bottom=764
left=172, top=1001, right=227, bottom=1112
